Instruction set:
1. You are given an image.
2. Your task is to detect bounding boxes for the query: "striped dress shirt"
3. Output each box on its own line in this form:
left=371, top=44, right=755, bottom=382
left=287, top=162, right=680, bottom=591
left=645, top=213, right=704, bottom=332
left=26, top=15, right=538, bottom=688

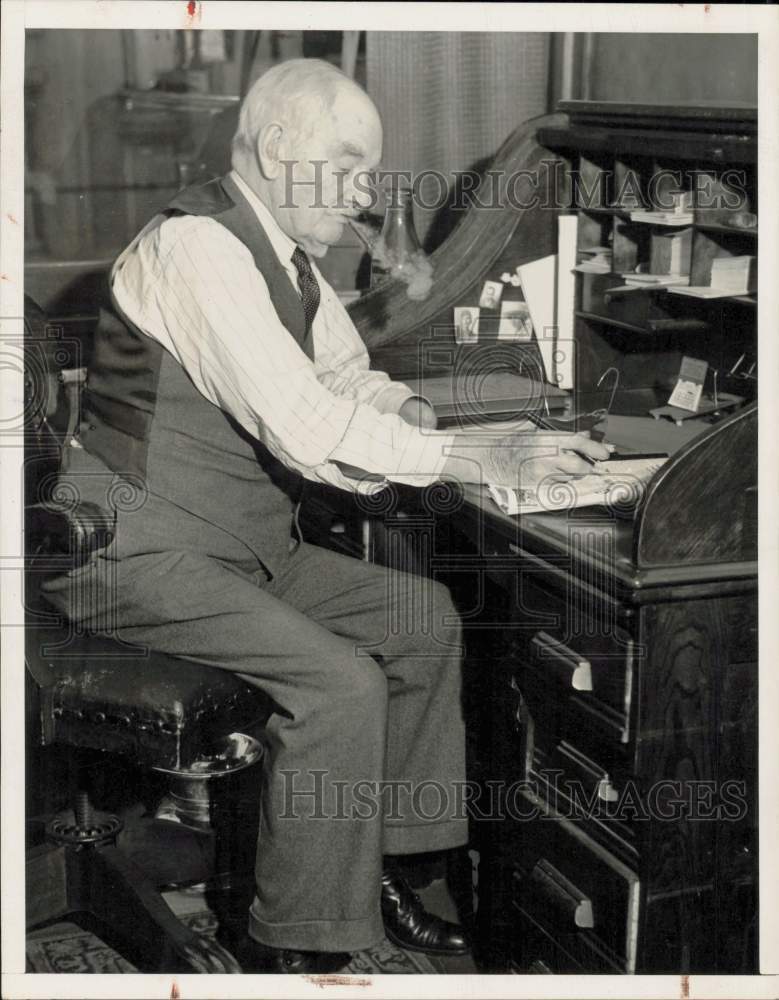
left=110, top=170, right=454, bottom=493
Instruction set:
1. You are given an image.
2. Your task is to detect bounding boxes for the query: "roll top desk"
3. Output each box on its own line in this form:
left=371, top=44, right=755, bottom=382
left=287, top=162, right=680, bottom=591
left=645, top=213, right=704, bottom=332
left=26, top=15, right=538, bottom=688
left=341, top=101, right=759, bottom=973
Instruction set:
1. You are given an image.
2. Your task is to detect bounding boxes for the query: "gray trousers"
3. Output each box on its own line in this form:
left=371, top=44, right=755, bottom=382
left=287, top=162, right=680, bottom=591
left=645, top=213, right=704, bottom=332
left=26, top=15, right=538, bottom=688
left=41, top=536, right=467, bottom=952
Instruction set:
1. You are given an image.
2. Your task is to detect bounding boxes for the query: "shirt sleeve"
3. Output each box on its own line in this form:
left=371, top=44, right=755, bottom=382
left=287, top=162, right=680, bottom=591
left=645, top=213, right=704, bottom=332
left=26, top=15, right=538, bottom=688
left=312, top=276, right=418, bottom=416
left=112, top=215, right=453, bottom=491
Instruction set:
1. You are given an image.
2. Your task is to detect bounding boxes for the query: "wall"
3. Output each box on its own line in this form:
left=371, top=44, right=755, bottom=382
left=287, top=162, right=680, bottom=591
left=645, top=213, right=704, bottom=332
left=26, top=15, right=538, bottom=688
left=580, top=33, right=757, bottom=105
left=367, top=32, right=551, bottom=248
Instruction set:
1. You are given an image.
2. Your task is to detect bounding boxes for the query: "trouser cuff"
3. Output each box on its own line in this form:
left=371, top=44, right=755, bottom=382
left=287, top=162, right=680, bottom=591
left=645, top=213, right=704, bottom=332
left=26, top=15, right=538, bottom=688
left=248, top=909, right=385, bottom=953
left=382, top=818, right=469, bottom=855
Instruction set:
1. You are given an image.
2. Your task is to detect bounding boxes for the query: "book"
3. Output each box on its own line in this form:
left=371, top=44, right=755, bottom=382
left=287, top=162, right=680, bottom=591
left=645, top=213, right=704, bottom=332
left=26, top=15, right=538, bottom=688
left=404, top=372, right=570, bottom=422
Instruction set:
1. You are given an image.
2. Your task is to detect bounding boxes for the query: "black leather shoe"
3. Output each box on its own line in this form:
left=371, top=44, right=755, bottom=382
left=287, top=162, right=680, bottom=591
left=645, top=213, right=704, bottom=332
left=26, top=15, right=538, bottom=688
left=380, top=870, right=469, bottom=955
left=225, top=933, right=351, bottom=974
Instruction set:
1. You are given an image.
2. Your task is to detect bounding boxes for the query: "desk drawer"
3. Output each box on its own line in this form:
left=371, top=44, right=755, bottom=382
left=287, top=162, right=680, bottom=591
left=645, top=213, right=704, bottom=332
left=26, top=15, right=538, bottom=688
left=510, top=792, right=640, bottom=971
left=506, top=576, right=635, bottom=742
left=509, top=905, right=620, bottom=974
left=528, top=735, right=636, bottom=858
left=505, top=675, right=636, bottom=858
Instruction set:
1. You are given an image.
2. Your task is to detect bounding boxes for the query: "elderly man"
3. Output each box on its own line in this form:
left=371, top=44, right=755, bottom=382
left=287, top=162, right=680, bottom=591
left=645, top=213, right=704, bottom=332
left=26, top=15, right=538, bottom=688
left=43, top=59, right=608, bottom=973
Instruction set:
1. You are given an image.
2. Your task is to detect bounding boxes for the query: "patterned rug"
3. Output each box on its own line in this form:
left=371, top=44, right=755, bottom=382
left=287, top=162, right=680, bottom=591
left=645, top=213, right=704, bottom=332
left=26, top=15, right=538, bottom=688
left=26, top=888, right=436, bottom=975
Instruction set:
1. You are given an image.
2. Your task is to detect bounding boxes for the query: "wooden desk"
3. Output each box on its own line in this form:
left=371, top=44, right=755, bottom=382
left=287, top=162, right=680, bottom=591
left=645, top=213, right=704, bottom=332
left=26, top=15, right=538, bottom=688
left=440, top=405, right=757, bottom=973
left=302, top=404, right=758, bottom=973
left=338, top=100, right=759, bottom=973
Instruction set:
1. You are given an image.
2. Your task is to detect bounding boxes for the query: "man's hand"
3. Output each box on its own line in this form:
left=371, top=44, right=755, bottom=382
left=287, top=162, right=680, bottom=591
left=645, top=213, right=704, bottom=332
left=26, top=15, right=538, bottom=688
left=398, top=397, right=438, bottom=429
left=485, top=432, right=612, bottom=487
left=443, top=431, right=613, bottom=487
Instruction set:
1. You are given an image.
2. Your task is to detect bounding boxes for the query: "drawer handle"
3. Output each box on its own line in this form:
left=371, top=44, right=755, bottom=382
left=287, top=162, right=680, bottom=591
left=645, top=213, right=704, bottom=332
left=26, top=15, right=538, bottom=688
left=552, top=741, right=619, bottom=803
left=528, top=859, right=594, bottom=930
left=531, top=632, right=592, bottom=692
left=597, top=777, right=619, bottom=803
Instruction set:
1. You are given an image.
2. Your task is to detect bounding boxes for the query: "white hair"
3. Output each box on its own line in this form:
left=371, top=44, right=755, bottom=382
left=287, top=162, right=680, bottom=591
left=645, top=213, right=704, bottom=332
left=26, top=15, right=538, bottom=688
left=231, top=58, right=354, bottom=170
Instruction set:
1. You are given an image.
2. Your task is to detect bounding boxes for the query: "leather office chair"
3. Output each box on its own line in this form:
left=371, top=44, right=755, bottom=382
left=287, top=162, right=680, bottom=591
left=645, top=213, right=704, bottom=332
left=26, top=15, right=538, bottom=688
left=24, top=296, right=274, bottom=973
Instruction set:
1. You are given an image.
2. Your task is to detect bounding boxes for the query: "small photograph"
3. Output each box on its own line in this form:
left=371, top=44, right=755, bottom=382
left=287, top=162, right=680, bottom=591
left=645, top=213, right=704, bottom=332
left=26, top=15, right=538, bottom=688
left=498, top=300, right=533, bottom=341
left=478, top=280, right=503, bottom=310
left=454, top=307, right=479, bottom=343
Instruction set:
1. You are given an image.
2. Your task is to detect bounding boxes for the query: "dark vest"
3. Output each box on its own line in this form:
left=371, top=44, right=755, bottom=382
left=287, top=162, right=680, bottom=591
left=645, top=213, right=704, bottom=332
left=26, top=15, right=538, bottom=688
left=76, top=174, right=314, bottom=578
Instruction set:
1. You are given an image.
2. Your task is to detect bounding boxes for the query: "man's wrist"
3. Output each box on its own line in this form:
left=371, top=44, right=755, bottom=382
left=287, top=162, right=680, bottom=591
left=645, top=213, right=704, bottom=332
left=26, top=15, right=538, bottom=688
left=398, top=395, right=437, bottom=429
left=372, top=383, right=417, bottom=416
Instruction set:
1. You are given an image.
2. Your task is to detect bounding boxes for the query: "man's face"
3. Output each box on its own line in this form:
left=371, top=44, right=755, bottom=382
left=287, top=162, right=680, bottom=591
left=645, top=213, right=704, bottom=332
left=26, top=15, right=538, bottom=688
left=277, top=87, right=383, bottom=258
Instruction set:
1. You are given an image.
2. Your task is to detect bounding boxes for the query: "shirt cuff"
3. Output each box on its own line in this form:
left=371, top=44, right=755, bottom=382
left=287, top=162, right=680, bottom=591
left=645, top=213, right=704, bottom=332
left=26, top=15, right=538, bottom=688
left=388, top=429, right=456, bottom=487
left=322, top=422, right=456, bottom=491
left=371, top=381, right=418, bottom=415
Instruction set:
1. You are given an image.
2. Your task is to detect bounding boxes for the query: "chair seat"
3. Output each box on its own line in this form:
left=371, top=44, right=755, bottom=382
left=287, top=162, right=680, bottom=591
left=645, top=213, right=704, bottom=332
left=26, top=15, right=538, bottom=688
left=28, top=626, right=274, bottom=771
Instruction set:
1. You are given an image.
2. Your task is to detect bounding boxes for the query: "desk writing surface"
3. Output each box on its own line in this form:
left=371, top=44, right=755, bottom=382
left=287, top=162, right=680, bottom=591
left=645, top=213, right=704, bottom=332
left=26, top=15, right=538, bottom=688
left=458, top=484, right=755, bottom=596
left=460, top=483, right=637, bottom=581
left=452, top=409, right=749, bottom=592
left=591, top=413, right=707, bottom=455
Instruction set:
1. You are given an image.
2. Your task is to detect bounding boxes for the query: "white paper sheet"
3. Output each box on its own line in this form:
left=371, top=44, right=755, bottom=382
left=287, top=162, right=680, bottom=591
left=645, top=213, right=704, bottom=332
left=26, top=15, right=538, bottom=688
left=516, top=255, right=555, bottom=382
left=488, top=456, right=667, bottom=515
left=555, top=214, right=578, bottom=390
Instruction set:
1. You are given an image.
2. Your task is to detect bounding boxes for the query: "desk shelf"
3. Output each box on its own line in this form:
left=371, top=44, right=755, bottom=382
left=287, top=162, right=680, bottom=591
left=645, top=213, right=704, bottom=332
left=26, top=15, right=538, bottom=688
left=545, top=104, right=758, bottom=400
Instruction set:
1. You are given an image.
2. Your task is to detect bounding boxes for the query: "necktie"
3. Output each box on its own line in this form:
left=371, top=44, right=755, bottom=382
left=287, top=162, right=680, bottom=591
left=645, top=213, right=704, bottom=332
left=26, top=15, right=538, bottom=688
left=291, top=246, right=321, bottom=337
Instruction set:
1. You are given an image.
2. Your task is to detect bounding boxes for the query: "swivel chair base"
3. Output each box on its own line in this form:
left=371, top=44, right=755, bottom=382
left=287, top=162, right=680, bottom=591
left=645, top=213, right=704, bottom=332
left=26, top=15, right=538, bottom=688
left=27, top=786, right=244, bottom=974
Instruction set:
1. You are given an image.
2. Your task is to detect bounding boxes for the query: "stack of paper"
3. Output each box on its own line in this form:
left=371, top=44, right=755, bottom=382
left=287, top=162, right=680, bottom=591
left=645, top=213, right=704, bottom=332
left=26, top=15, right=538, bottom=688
left=574, top=246, right=612, bottom=274
left=710, top=255, right=756, bottom=294
left=621, top=273, right=690, bottom=288
left=517, top=254, right=558, bottom=382
left=669, top=255, right=756, bottom=299
left=668, top=286, right=734, bottom=299
left=555, top=216, right=578, bottom=390
left=630, top=210, right=693, bottom=226
left=630, top=190, right=694, bottom=226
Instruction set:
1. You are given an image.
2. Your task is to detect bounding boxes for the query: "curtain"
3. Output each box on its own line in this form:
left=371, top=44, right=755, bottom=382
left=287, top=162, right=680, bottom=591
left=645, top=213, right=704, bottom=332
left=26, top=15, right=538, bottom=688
left=366, top=32, right=551, bottom=246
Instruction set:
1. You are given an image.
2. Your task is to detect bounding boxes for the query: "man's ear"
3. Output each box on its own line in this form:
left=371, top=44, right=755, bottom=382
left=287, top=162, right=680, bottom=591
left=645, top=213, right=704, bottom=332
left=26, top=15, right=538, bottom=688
left=256, top=122, right=284, bottom=180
